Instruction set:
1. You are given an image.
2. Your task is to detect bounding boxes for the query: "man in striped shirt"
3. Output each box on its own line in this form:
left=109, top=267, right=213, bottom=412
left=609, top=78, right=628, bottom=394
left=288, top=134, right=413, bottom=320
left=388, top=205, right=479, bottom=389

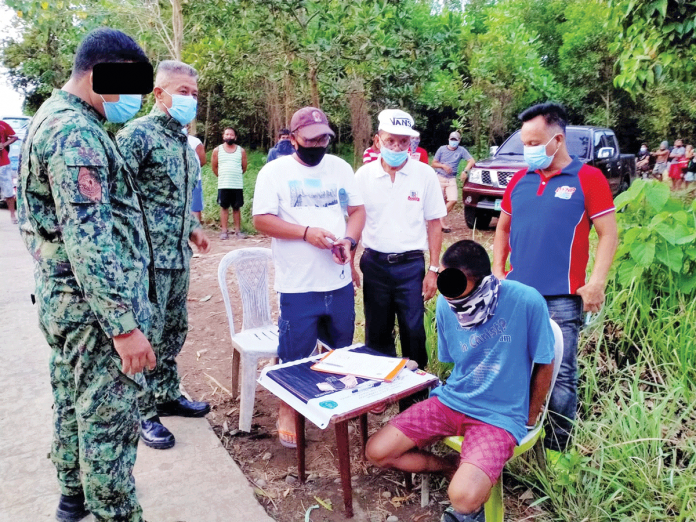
left=212, top=127, right=248, bottom=239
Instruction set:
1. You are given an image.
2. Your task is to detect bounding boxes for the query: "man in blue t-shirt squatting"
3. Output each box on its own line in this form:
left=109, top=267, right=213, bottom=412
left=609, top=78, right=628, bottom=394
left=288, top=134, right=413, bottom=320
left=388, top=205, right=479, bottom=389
left=366, top=240, right=556, bottom=522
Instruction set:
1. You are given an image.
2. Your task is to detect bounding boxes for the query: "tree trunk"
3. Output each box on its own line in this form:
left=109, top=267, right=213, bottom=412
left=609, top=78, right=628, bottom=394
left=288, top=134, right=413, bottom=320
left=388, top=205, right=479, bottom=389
left=284, top=69, right=295, bottom=127
left=203, top=92, right=211, bottom=148
left=347, top=77, right=371, bottom=169
left=309, top=64, right=320, bottom=108
left=170, top=0, right=183, bottom=60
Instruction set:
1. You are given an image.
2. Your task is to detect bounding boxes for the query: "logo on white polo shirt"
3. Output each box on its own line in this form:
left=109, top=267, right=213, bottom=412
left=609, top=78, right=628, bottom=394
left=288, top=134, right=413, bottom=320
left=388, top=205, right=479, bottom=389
left=407, top=191, right=420, bottom=201
left=555, top=186, right=576, bottom=200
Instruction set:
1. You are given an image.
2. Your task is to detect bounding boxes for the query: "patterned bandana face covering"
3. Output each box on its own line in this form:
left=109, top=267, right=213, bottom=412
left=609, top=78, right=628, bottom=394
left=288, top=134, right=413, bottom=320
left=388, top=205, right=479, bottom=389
left=445, top=274, right=501, bottom=329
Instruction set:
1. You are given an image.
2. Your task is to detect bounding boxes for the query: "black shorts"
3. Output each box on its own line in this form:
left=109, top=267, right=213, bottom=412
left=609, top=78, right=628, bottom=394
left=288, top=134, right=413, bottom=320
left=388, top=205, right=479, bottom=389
left=217, top=188, right=244, bottom=210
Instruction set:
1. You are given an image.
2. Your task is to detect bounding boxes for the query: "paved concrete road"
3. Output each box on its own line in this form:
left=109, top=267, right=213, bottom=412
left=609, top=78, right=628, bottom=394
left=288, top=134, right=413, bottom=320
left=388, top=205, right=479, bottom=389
left=0, top=210, right=274, bottom=522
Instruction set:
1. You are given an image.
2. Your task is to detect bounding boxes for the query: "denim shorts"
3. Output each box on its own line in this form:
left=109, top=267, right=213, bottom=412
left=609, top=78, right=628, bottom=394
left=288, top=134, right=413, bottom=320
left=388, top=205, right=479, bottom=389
left=190, top=179, right=203, bottom=212
left=278, top=283, right=355, bottom=362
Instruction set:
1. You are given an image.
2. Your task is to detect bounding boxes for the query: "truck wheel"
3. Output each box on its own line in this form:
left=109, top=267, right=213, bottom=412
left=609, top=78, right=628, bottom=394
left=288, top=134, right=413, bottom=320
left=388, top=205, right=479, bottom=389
left=464, top=207, right=492, bottom=230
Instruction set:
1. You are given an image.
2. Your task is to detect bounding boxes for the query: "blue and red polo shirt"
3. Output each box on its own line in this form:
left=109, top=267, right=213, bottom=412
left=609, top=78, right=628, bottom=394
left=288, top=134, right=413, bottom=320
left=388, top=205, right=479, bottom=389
left=501, top=158, right=615, bottom=296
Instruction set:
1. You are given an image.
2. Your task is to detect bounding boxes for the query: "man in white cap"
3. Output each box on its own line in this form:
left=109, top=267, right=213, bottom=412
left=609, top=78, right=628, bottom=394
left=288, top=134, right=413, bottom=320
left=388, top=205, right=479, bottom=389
left=432, top=131, right=476, bottom=232
left=253, top=106, right=366, bottom=447
left=354, top=109, right=446, bottom=377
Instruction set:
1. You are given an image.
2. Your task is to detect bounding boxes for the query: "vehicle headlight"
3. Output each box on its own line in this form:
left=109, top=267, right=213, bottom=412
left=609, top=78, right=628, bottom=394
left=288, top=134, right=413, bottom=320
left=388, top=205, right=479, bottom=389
left=468, top=168, right=482, bottom=184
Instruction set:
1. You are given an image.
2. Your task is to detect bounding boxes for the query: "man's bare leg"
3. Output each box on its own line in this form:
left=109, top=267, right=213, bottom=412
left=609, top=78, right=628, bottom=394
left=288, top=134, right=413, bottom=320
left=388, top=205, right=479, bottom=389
left=6, top=196, right=16, bottom=223
left=368, top=425, right=493, bottom=519
left=440, top=200, right=456, bottom=230
left=220, top=207, right=229, bottom=237
left=278, top=401, right=297, bottom=446
left=233, top=209, right=241, bottom=234
left=447, top=462, right=493, bottom=516
left=192, top=210, right=202, bottom=223
left=366, top=424, right=457, bottom=475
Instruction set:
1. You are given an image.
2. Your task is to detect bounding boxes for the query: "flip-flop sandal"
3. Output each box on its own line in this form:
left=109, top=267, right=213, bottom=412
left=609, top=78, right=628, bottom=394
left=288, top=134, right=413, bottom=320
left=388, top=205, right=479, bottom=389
left=369, top=403, right=387, bottom=414
left=442, top=228, right=452, bottom=233
left=276, top=422, right=297, bottom=448
left=11, top=217, right=18, bottom=224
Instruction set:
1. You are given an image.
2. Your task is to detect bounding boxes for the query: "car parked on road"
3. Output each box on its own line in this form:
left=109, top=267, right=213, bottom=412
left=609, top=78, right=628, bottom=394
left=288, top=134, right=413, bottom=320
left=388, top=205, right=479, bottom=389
left=462, top=126, right=636, bottom=229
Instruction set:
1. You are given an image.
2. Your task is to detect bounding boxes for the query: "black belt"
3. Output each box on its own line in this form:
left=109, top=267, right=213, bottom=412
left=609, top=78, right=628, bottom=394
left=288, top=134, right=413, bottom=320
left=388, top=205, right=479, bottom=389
left=364, top=248, right=424, bottom=264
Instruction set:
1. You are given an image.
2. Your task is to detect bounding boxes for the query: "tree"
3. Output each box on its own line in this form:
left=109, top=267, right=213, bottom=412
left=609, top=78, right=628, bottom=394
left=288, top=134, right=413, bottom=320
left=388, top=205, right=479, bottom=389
left=612, top=0, right=696, bottom=93
left=1, top=1, right=104, bottom=113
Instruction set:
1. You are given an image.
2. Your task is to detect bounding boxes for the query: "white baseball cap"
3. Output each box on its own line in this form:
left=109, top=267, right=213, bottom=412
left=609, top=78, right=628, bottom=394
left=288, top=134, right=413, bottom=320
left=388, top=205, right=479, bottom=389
left=377, top=109, right=420, bottom=137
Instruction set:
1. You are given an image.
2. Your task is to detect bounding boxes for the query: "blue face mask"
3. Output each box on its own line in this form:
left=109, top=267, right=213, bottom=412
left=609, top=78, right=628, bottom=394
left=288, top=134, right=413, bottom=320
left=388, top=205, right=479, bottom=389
left=523, top=134, right=561, bottom=171
left=163, top=89, right=198, bottom=125
left=449, top=140, right=459, bottom=148
left=380, top=139, right=410, bottom=167
left=100, top=94, right=142, bottom=123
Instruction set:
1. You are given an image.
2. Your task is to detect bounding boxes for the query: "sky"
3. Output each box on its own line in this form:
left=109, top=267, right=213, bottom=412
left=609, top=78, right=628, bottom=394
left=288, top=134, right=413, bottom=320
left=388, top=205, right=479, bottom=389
left=0, top=4, right=25, bottom=116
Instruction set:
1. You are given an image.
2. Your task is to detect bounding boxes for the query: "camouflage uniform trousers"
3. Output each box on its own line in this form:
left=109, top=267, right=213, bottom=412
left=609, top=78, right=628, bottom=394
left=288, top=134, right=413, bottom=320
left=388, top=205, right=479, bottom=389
left=138, top=268, right=189, bottom=420
left=40, top=304, right=144, bottom=521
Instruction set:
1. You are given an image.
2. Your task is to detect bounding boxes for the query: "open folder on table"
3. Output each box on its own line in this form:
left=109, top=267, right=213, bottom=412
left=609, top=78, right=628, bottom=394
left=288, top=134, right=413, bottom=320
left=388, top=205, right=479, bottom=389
left=258, top=344, right=438, bottom=429
left=311, top=348, right=407, bottom=382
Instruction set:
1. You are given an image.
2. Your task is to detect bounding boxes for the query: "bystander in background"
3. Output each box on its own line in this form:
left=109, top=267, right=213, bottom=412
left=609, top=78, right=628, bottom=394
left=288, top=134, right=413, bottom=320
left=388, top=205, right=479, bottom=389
left=267, top=128, right=295, bottom=162
left=409, top=131, right=429, bottom=164
left=651, top=141, right=670, bottom=179
left=212, top=127, right=248, bottom=239
left=0, top=119, right=18, bottom=223
left=363, top=133, right=380, bottom=164
left=186, top=124, right=206, bottom=222
left=636, top=143, right=651, bottom=179
left=431, top=131, right=475, bottom=232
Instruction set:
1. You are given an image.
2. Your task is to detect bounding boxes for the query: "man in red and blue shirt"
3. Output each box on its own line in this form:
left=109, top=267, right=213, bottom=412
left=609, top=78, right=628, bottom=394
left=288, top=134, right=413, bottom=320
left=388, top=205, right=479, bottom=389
left=493, top=103, right=618, bottom=455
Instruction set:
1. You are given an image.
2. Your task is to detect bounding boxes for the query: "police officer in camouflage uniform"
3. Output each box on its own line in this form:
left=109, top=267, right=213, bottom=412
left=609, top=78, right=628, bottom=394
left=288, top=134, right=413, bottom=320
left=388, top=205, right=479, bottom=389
left=17, top=28, right=155, bottom=522
left=116, top=61, right=211, bottom=449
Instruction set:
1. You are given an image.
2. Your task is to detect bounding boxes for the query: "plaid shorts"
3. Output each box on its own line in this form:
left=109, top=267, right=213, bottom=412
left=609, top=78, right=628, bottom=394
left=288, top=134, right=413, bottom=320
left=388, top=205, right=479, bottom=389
left=389, top=396, right=516, bottom=483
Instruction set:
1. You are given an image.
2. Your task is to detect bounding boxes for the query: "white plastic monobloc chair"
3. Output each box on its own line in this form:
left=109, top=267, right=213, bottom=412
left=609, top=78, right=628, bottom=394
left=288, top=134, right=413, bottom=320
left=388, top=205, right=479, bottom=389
left=218, top=247, right=279, bottom=432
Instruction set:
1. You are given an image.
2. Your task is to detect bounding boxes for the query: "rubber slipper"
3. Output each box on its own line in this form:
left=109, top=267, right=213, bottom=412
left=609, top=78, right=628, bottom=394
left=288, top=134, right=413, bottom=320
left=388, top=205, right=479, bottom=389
left=11, top=217, right=18, bottom=224
left=442, top=227, right=452, bottom=233
left=276, top=422, right=297, bottom=448
left=369, top=403, right=387, bottom=414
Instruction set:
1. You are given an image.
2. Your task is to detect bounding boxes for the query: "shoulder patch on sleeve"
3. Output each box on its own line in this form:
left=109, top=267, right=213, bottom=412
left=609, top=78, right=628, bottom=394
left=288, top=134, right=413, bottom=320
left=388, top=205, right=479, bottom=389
left=78, top=167, right=102, bottom=202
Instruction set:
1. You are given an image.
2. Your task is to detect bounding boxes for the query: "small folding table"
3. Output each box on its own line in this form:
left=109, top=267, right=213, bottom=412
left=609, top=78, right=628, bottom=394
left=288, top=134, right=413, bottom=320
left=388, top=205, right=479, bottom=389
left=257, top=345, right=438, bottom=518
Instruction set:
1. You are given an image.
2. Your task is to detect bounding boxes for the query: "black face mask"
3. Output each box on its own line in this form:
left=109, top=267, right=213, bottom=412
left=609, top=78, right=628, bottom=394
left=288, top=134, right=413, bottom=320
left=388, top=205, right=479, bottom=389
left=225, top=138, right=236, bottom=145
left=295, top=143, right=327, bottom=166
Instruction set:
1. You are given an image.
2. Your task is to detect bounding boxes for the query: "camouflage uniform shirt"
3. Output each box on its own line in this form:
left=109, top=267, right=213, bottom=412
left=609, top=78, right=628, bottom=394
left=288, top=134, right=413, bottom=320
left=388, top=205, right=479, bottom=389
left=116, top=106, right=201, bottom=270
left=18, top=89, right=151, bottom=336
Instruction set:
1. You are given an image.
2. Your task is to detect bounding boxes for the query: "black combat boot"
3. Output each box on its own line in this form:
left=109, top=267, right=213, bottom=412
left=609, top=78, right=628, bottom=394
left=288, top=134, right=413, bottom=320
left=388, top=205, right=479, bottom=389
left=140, top=415, right=176, bottom=449
left=56, top=492, right=89, bottom=522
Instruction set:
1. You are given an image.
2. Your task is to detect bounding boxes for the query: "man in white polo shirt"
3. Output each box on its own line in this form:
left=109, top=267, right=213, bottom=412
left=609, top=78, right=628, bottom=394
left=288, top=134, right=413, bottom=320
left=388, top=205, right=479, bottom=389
left=355, top=109, right=446, bottom=371
left=253, top=106, right=366, bottom=447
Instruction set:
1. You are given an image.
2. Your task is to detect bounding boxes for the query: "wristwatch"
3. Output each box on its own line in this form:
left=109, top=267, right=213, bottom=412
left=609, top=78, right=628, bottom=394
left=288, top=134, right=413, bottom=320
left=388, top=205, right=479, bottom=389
left=344, top=236, right=358, bottom=251
left=428, top=265, right=440, bottom=274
